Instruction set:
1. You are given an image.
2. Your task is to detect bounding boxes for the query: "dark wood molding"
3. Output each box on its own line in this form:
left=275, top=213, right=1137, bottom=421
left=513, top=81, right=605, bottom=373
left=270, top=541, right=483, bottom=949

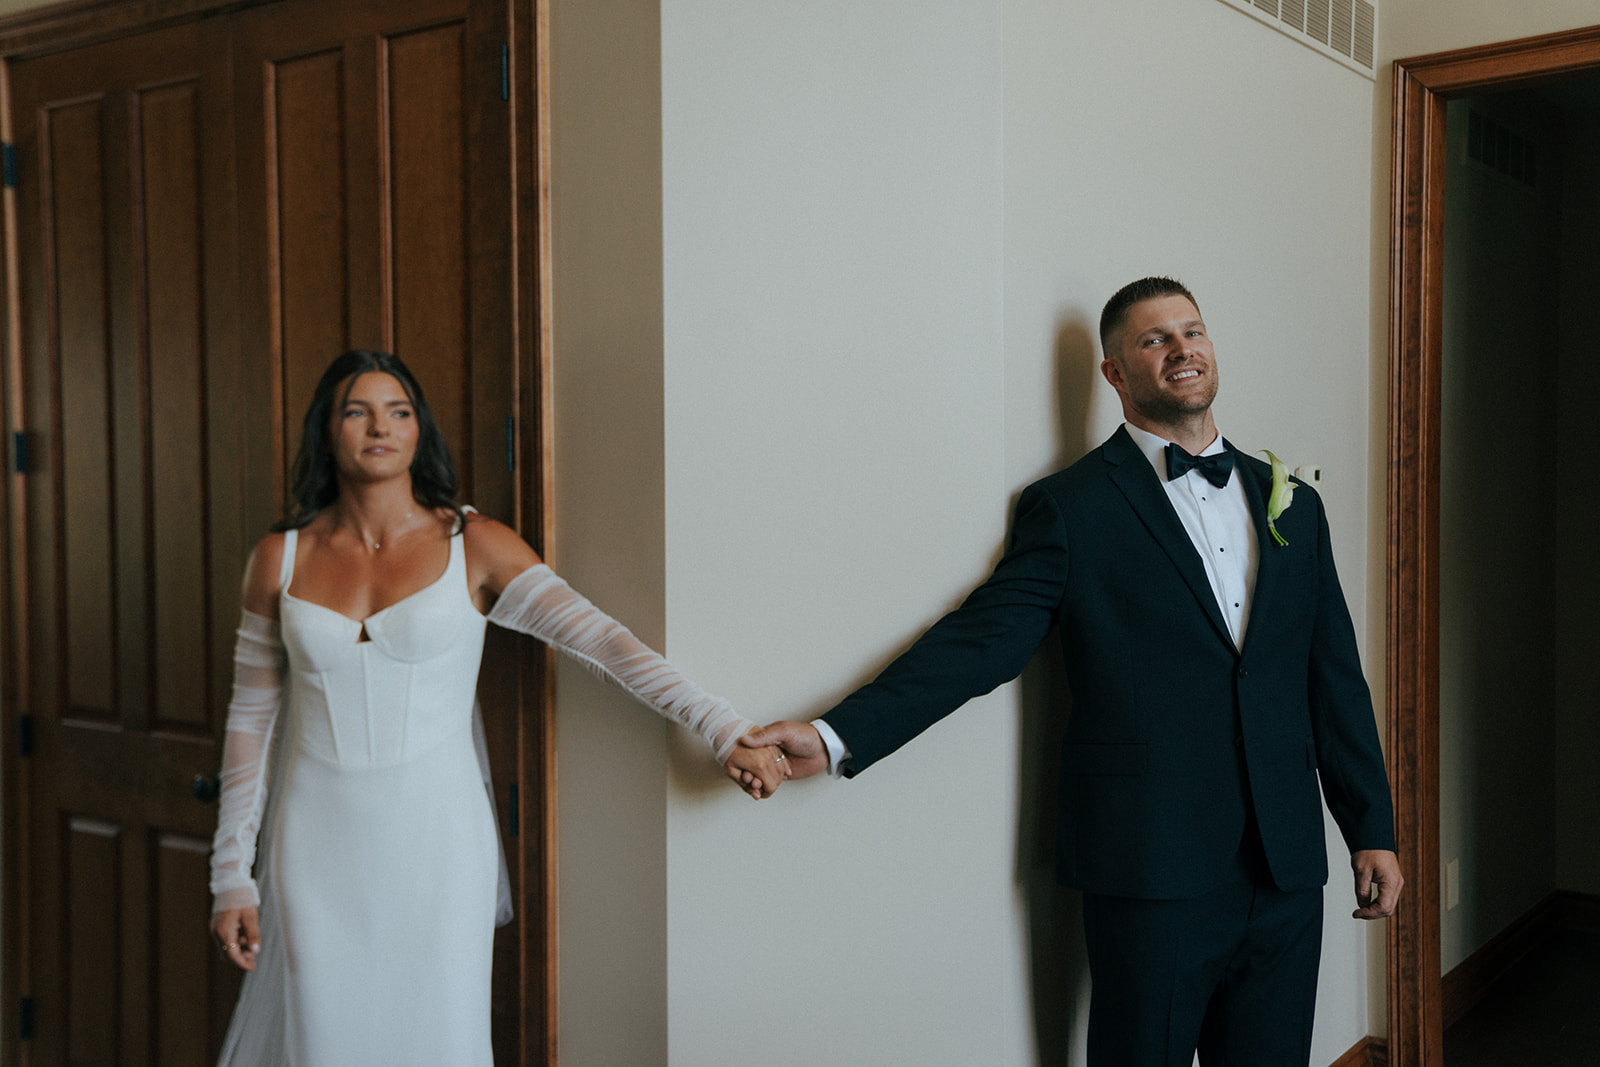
left=1391, top=24, right=1600, bottom=94
left=0, top=0, right=277, bottom=58
left=1386, top=22, right=1600, bottom=1067
left=1440, top=892, right=1560, bottom=1029
left=1557, top=889, right=1600, bottom=932
left=518, top=0, right=559, bottom=1061
left=1329, top=1035, right=1389, bottom=1067
left=1440, top=890, right=1600, bottom=1031
left=1385, top=46, right=1448, bottom=1067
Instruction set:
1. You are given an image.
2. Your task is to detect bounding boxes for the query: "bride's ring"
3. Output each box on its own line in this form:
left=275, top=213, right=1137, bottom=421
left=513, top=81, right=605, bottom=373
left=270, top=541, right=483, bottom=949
left=774, top=753, right=787, bottom=762
left=222, top=941, right=239, bottom=954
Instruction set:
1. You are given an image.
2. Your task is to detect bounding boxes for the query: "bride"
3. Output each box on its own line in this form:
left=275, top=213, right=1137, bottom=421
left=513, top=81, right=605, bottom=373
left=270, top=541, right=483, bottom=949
left=208, top=349, right=785, bottom=1065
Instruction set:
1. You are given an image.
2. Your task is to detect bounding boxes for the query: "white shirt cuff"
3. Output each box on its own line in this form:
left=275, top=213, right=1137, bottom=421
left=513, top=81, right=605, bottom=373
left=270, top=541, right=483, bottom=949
left=811, top=719, right=850, bottom=778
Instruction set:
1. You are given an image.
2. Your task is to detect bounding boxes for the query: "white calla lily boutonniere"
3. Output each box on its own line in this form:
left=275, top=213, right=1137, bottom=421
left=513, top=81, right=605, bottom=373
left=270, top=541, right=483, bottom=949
left=1260, top=450, right=1294, bottom=547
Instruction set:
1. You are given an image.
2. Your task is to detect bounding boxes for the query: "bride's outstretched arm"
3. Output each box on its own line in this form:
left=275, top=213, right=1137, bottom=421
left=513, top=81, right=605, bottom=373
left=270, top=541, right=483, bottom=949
left=485, top=563, right=786, bottom=797
left=466, top=513, right=787, bottom=798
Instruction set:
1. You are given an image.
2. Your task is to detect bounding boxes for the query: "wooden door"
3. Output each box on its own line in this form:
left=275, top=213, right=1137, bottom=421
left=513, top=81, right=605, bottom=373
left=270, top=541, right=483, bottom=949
left=2, top=0, right=542, bottom=1062
left=226, top=0, right=535, bottom=1056
left=229, top=0, right=517, bottom=521
left=5, top=17, right=251, bottom=1065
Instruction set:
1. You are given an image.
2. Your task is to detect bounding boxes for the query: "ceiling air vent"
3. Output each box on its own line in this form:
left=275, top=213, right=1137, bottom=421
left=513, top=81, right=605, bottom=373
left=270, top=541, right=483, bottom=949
left=1466, top=109, right=1540, bottom=189
left=1215, top=0, right=1377, bottom=78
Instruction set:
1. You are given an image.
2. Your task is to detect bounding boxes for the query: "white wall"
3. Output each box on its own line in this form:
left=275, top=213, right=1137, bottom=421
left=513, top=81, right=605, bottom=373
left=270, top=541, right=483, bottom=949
left=649, top=1, right=1380, bottom=1064
left=659, top=0, right=1020, bottom=1060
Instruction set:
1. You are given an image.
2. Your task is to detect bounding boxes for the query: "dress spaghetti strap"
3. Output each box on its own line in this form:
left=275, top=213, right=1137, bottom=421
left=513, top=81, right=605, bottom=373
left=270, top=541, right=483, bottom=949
left=279, top=529, right=299, bottom=592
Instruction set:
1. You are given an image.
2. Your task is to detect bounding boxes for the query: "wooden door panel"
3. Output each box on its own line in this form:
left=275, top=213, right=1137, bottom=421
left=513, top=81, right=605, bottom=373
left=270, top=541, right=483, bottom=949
left=9, top=17, right=243, bottom=1064
left=140, top=78, right=215, bottom=735
left=235, top=0, right=495, bottom=504
left=152, top=831, right=222, bottom=1067
left=390, top=21, right=471, bottom=471
left=63, top=815, right=121, bottom=1065
left=47, top=96, right=117, bottom=723
left=5, top=0, right=535, bottom=1061
left=273, top=46, right=352, bottom=403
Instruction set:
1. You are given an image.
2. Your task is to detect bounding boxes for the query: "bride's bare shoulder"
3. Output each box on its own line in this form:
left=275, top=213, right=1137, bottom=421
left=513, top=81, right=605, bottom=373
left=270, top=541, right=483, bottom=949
left=460, top=511, right=543, bottom=597
left=240, top=531, right=289, bottom=616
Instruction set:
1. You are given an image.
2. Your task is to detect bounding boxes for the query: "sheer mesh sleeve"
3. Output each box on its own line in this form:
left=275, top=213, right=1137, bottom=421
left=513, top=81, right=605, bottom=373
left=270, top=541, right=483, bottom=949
left=210, top=609, right=285, bottom=913
left=486, top=564, right=753, bottom=762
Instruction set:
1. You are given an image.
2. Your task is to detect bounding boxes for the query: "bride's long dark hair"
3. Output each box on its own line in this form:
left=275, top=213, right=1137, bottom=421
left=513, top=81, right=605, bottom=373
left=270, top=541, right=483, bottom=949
left=272, top=350, right=465, bottom=533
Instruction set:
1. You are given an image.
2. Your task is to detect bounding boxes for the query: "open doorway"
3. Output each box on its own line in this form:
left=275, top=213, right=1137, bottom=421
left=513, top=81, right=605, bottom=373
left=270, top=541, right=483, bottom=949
left=1435, top=76, right=1600, bottom=1062
left=1387, top=23, right=1600, bottom=1067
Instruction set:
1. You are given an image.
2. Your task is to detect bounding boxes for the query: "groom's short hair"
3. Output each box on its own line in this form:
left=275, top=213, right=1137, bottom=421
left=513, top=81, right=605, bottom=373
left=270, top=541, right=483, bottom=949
left=1099, top=276, right=1200, bottom=354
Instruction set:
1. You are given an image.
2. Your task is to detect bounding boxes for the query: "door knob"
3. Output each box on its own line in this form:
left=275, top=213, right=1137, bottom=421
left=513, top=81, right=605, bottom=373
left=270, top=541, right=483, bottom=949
left=191, top=773, right=220, bottom=804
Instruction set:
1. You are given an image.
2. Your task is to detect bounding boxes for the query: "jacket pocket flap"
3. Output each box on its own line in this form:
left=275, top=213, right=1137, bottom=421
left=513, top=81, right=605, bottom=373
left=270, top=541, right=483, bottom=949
left=1063, top=741, right=1148, bottom=776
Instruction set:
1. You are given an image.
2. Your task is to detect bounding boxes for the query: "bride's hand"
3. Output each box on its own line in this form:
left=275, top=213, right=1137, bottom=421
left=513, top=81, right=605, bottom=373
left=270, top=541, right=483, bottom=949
left=723, top=733, right=790, bottom=799
left=211, top=906, right=262, bottom=971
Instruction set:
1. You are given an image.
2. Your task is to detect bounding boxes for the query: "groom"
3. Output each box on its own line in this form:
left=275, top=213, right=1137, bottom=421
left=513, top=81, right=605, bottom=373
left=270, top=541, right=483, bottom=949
left=747, top=277, right=1402, bottom=1066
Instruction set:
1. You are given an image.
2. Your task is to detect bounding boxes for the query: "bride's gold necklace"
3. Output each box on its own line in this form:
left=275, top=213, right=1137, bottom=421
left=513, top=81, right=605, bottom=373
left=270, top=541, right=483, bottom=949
left=352, top=513, right=417, bottom=553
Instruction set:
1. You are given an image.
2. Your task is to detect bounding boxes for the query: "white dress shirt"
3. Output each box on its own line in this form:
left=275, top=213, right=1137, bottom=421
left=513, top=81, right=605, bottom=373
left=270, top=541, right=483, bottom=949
left=814, top=423, right=1260, bottom=775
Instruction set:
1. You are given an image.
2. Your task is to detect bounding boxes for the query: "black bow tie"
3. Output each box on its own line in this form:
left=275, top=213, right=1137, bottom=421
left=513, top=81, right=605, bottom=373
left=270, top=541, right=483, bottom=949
left=1165, top=443, right=1234, bottom=488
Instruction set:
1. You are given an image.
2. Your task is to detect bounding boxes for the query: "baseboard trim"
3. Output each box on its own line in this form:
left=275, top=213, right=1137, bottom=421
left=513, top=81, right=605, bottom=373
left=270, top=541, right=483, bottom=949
left=1441, top=888, right=1600, bottom=1030
left=1558, top=889, right=1600, bottom=932
left=1328, top=1034, right=1387, bottom=1067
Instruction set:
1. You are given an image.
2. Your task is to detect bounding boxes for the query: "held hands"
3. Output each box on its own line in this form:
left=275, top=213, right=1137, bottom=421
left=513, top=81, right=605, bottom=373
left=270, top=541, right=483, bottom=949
left=1351, top=849, right=1404, bottom=919
left=723, top=730, right=792, bottom=799
left=722, top=720, right=832, bottom=798
left=211, top=906, right=262, bottom=971
left=740, top=721, right=829, bottom=780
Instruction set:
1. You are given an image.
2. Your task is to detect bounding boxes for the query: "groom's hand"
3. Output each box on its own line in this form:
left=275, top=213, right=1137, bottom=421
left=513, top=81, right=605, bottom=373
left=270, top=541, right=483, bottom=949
left=1351, top=849, right=1404, bottom=919
left=741, top=721, right=829, bottom=780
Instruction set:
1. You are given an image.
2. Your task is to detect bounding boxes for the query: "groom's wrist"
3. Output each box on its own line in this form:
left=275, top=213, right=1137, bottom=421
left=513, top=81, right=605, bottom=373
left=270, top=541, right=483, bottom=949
left=811, top=719, right=849, bottom=778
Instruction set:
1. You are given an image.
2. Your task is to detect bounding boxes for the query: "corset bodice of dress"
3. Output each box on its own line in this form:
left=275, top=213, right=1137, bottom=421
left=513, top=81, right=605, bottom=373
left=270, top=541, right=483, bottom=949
left=278, top=526, right=487, bottom=768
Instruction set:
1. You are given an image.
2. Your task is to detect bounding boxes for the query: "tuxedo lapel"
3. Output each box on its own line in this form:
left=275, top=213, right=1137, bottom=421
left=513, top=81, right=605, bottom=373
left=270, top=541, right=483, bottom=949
left=1231, top=443, right=1284, bottom=655
left=1102, top=428, right=1233, bottom=647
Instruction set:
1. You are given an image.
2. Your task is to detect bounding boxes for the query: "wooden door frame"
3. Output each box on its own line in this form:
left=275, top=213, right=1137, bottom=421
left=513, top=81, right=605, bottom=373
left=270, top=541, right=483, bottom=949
left=0, top=0, right=557, bottom=1061
left=1385, top=23, right=1600, bottom=1067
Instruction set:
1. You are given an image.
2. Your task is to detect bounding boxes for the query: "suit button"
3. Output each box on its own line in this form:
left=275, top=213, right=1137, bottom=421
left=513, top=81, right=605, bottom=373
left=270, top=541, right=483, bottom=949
left=1237, top=667, right=1249, bottom=678
left=1234, top=735, right=1245, bottom=749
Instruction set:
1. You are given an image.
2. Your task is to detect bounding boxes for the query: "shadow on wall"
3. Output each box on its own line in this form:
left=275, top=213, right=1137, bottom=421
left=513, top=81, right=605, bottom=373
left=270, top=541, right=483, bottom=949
left=1015, top=313, right=1100, bottom=1065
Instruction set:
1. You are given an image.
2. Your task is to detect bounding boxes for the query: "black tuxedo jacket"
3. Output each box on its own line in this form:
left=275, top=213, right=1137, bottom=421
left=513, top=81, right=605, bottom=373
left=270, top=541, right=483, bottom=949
left=822, top=426, right=1396, bottom=900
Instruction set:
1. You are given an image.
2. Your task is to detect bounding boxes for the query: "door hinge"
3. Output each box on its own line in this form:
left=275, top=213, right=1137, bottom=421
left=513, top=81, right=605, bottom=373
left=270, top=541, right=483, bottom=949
left=11, top=430, right=27, bottom=474
left=500, top=42, right=510, bottom=102
left=508, top=781, right=519, bottom=838
left=18, top=714, right=34, bottom=758
left=2, top=143, right=17, bottom=188
left=18, top=996, right=34, bottom=1041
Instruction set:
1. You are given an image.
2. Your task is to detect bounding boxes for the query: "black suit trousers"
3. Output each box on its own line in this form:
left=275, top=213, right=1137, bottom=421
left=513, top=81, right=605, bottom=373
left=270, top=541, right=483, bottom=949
left=1080, top=831, right=1323, bottom=1067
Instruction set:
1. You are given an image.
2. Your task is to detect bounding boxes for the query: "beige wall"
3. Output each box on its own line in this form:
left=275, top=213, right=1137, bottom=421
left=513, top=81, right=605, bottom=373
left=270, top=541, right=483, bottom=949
left=545, top=0, right=670, bottom=1061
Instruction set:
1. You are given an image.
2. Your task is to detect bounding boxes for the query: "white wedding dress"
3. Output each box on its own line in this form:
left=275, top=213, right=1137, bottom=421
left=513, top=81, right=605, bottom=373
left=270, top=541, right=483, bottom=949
left=211, top=522, right=752, bottom=1065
